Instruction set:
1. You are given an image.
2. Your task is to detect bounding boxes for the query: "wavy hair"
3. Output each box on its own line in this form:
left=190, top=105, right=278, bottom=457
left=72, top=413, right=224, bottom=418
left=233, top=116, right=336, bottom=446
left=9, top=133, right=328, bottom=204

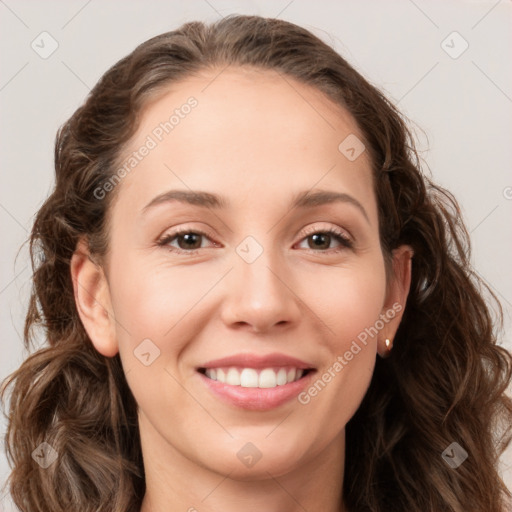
left=2, top=14, right=511, bottom=512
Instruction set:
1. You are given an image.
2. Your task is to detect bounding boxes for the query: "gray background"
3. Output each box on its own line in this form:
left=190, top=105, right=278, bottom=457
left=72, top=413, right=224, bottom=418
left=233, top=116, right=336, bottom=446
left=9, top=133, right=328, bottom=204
left=1, top=0, right=511, bottom=509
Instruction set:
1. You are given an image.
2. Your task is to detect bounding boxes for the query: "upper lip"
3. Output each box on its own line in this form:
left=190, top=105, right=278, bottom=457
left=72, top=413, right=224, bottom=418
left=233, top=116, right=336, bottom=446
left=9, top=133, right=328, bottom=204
left=198, top=352, right=315, bottom=370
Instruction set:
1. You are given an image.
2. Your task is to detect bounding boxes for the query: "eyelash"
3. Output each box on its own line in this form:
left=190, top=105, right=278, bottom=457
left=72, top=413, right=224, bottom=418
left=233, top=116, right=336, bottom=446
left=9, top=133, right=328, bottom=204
left=157, top=225, right=353, bottom=255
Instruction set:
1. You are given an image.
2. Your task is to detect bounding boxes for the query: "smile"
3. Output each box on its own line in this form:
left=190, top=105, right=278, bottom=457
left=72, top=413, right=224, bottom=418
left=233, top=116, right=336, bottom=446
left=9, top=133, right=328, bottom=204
left=199, top=366, right=311, bottom=388
left=197, top=367, right=316, bottom=411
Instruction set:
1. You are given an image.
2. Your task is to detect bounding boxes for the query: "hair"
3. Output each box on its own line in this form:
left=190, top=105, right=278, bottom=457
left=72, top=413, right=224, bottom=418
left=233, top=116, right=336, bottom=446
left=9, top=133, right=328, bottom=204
left=1, top=14, right=511, bottom=512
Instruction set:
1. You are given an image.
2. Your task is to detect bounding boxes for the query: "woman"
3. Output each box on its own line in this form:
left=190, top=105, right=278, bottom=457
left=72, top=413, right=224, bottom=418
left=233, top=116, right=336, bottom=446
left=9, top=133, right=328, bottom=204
left=1, top=14, right=511, bottom=512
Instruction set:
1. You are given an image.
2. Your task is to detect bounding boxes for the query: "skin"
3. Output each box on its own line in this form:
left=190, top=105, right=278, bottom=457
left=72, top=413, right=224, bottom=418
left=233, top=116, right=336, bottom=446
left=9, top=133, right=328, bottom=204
left=71, top=67, right=412, bottom=512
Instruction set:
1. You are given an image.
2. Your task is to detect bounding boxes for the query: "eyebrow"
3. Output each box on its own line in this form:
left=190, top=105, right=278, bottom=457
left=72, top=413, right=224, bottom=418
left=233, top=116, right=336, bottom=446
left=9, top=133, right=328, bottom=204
left=142, top=189, right=369, bottom=223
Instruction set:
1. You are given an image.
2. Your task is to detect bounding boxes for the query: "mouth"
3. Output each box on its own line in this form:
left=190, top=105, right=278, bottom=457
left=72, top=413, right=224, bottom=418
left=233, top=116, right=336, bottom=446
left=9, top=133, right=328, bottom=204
left=196, top=352, right=317, bottom=410
left=196, top=362, right=317, bottom=410
left=197, top=366, right=314, bottom=389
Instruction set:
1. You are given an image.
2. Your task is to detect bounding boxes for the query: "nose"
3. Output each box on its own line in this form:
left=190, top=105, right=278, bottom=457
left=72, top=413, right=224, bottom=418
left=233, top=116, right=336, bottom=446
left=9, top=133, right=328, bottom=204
left=219, top=244, right=302, bottom=334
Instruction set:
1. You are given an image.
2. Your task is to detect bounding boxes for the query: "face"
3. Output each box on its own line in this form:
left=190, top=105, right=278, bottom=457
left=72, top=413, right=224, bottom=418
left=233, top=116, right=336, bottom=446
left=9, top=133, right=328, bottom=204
left=73, top=67, right=411, bottom=480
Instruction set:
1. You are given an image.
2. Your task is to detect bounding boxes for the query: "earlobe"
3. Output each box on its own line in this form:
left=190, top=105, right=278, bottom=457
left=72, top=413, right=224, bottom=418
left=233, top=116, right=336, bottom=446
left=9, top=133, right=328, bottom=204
left=70, top=239, right=119, bottom=357
left=377, top=245, right=413, bottom=358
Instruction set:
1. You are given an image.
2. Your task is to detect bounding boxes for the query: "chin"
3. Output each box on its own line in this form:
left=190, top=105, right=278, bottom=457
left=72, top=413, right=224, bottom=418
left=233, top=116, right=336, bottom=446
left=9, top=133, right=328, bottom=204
left=194, top=437, right=309, bottom=480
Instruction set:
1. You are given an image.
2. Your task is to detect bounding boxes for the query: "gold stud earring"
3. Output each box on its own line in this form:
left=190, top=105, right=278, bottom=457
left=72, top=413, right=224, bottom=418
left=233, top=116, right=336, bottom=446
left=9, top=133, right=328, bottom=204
left=381, top=338, right=393, bottom=358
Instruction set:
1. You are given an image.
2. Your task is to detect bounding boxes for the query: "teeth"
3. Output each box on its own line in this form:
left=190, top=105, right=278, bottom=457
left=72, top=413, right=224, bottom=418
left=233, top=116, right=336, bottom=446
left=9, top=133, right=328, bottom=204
left=204, top=367, right=306, bottom=388
left=240, top=368, right=259, bottom=387
left=226, top=368, right=241, bottom=386
left=276, top=368, right=288, bottom=385
left=258, top=368, right=276, bottom=388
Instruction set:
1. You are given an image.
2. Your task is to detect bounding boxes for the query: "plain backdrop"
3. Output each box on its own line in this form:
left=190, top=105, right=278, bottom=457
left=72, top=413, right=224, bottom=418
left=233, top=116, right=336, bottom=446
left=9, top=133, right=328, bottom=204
left=1, top=0, right=511, bottom=509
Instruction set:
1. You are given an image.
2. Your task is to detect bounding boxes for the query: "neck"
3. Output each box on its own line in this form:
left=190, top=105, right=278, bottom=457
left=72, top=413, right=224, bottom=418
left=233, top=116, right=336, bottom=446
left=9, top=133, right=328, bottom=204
left=138, top=413, right=347, bottom=512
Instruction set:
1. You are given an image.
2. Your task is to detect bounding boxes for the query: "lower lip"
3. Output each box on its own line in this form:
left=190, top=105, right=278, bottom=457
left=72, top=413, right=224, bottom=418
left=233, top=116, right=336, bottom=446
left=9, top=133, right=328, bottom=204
left=198, top=370, right=316, bottom=411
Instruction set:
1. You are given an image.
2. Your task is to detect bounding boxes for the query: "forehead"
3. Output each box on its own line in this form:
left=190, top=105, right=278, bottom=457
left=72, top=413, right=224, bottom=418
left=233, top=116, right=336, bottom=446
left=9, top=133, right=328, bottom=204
left=110, top=66, right=375, bottom=218
left=133, top=66, right=364, bottom=151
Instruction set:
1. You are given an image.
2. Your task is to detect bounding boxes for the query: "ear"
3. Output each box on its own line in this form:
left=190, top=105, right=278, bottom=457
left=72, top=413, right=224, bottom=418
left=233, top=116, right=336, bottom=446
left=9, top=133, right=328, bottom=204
left=70, top=238, right=118, bottom=357
left=377, top=245, right=413, bottom=357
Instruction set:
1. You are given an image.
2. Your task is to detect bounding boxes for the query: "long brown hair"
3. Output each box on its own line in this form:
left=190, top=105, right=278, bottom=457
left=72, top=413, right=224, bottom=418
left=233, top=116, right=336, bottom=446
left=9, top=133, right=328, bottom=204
left=2, top=14, right=511, bottom=512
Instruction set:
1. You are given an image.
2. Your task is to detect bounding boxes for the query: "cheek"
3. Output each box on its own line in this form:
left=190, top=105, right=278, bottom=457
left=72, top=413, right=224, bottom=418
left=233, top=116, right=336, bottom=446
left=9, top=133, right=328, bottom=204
left=297, top=260, right=386, bottom=414
left=107, top=258, right=212, bottom=412
left=108, top=253, right=220, bottom=362
left=111, top=266, right=194, bottom=333
left=305, top=259, right=387, bottom=348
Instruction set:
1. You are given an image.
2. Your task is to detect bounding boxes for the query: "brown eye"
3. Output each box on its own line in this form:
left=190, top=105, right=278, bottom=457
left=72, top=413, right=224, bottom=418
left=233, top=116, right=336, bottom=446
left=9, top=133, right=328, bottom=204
left=175, top=232, right=203, bottom=250
left=157, top=229, right=214, bottom=254
left=308, top=233, right=332, bottom=250
left=297, top=227, right=353, bottom=252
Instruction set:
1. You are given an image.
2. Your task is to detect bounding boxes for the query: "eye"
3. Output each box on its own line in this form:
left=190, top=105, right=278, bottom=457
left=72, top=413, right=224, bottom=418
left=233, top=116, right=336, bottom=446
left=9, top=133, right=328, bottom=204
left=157, top=228, right=216, bottom=254
left=157, top=225, right=353, bottom=255
left=296, top=226, right=353, bottom=253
